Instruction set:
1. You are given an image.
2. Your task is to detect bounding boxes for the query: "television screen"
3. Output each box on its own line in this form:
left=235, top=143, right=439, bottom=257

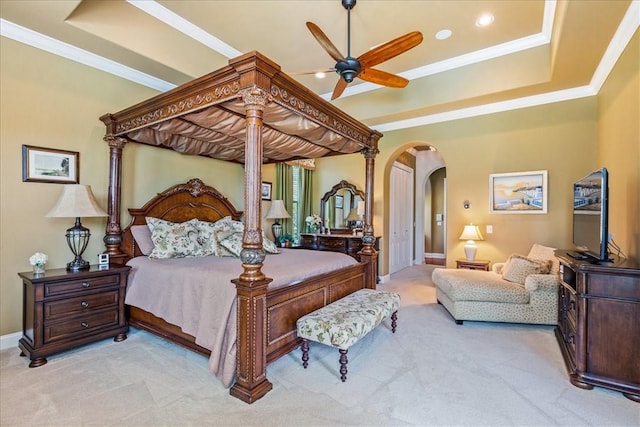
left=573, top=168, right=609, bottom=261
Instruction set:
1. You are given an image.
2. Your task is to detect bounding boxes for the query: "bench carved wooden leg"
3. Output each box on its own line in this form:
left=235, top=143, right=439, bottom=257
left=339, top=349, right=348, bottom=382
left=391, top=311, right=398, bottom=333
left=301, top=339, right=309, bottom=369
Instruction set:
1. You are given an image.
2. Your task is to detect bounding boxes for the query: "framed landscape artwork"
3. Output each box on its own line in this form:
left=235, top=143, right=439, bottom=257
left=489, top=170, right=548, bottom=214
left=22, top=145, right=79, bottom=184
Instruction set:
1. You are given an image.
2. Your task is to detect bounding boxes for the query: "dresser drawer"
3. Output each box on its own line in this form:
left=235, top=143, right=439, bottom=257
left=44, top=309, right=120, bottom=344
left=44, top=274, right=121, bottom=298
left=318, top=237, right=347, bottom=251
left=44, top=291, right=119, bottom=321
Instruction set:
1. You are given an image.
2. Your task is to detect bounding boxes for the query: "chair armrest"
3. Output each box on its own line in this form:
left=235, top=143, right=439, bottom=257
left=524, top=274, right=559, bottom=292
left=492, top=262, right=505, bottom=274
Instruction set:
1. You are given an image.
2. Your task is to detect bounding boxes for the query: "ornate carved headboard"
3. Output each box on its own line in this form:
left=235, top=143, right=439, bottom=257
left=120, top=178, right=243, bottom=260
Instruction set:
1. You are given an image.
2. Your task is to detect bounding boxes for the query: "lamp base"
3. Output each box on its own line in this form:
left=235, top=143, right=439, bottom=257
left=271, top=222, right=283, bottom=247
left=464, top=241, right=477, bottom=261
left=67, top=258, right=90, bottom=272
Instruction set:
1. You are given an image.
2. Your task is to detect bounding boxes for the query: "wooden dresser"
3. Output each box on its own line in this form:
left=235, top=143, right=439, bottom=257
left=554, top=250, right=640, bottom=402
left=299, top=233, right=380, bottom=262
left=18, top=264, right=130, bottom=367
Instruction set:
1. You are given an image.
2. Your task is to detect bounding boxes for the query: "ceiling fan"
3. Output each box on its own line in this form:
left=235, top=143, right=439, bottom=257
left=305, top=0, right=423, bottom=100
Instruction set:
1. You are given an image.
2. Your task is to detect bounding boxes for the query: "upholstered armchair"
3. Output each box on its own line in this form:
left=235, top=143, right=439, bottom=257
left=432, top=244, right=560, bottom=325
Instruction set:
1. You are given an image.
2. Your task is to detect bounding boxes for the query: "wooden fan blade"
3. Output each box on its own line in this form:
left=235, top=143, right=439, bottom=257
left=358, top=68, right=409, bottom=88
left=358, top=31, right=423, bottom=69
left=331, top=78, right=348, bottom=100
left=306, top=22, right=345, bottom=63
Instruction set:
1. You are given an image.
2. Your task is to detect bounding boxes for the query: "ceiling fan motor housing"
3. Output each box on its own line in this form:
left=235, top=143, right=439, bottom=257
left=335, top=57, right=361, bottom=83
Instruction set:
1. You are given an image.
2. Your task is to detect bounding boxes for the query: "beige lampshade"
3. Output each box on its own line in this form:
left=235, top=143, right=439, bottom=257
left=265, top=200, right=291, bottom=219
left=46, top=185, right=108, bottom=218
left=459, top=224, right=484, bottom=241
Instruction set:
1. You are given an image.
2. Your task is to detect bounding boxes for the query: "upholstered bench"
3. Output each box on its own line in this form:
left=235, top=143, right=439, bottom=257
left=296, top=288, right=400, bottom=382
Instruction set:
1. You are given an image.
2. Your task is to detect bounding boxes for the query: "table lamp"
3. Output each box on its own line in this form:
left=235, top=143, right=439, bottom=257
left=265, top=200, right=290, bottom=246
left=459, top=224, right=484, bottom=261
left=46, top=185, right=108, bottom=271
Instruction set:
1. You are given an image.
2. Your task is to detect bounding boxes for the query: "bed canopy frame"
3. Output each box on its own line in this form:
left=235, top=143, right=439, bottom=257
left=99, top=51, right=382, bottom=403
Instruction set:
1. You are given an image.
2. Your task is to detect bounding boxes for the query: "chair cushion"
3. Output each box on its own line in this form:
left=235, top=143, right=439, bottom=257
left=432, top=268, right=530, bottom=304
left=527, top=243, right=559, bottom=275
left=296, top=289, right=400, bottom=350
left=502, top=254, right=552, bottom=285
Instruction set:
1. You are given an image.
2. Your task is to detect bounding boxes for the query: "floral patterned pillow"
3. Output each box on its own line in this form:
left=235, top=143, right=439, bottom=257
left=145, top=217, right=201, bottom=259
left=502, top=253, right=553, bottom=285
left=213, top=217, right=279, bottom=257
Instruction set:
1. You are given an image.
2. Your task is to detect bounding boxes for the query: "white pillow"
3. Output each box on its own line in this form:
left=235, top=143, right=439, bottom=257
left=527, top=243, right=559, bottom=275
left=130, top=225, right=154, bottom=256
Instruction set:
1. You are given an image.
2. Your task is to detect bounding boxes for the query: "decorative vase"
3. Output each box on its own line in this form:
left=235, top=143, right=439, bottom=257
left=33, top=264, right=45, bottom=275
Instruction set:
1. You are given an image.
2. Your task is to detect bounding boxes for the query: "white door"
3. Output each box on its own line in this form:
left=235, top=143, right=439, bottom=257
left=389, top=162, right=414, bottom=274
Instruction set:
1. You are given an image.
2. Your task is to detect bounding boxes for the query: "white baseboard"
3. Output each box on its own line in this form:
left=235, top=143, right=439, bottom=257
left=0, top=332, right=21, bottom=351
left=424, top=252, right=445, bottom=259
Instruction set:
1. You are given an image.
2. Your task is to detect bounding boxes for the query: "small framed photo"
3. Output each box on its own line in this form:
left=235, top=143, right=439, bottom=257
left=261, top=182, right=272, bottom=201
left=335, top=195, right=343, bottom=209
left=489, top=170, right=548, bottom=214
left=22, top=145, right=79, bottom=184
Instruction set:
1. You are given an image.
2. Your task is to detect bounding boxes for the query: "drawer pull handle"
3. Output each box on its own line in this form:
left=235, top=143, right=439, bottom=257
left=82, top=282, right=90, bottom=288
left=81, top=301, right=89, bottom=308
left=81, top=322, right=89, bottom=328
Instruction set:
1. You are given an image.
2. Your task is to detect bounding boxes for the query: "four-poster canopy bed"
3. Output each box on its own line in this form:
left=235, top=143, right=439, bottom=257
left=99, top=51, right=382, bottom=403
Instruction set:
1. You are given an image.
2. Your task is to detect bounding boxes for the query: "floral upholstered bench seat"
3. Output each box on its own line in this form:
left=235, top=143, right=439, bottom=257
left=296, top=288, right=400, bottom=382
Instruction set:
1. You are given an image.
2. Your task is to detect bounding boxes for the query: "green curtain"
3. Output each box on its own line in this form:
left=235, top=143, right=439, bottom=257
left=275, top=163, right=294, bottom=236
left=299, top=167, right=314, bottom=233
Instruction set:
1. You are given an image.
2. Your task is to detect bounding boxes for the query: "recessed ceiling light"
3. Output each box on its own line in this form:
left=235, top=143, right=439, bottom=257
left=315, top=72, right=326, bottom=79
left=475, top=13, right=494, bottom=27
left=435, top=29, right=452, bottom=40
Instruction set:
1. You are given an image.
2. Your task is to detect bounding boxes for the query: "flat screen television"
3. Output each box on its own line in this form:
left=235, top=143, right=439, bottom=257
left=572, top=167, right=610, bottom=262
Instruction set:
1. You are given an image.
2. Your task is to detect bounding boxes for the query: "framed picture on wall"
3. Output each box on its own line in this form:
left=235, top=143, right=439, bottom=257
left=489, top=170, right=548, bottom=214
left=261, top=182, right=272, bottom=200
left=22, top=145, right=79, bottom=184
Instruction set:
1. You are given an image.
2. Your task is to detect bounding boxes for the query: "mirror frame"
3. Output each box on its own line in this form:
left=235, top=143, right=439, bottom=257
left=320, top=180, right=365, bottom=232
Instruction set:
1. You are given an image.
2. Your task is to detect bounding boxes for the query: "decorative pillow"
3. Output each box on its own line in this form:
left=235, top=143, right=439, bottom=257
left=501, top=253, right=553, bottom=285
left=527, top=243, right=559, bottom=275
left=212, top=216, right=280, bottom=257
left=130, top=225, right=155, bottom=256
left=145, top=217, right=201, bottom=259
left=191, top=219, right=219, bottom=257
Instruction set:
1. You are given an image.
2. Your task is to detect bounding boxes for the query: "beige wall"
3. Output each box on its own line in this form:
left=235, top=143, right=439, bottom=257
left=0, top=39, right=245, bottom=335
left=597, top=30, right=639, bottom=261
left=1, top=31, right=637, bottom=336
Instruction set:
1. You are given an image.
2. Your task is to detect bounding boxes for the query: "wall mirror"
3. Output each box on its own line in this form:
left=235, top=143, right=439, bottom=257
left=320, top=180, right=365, bottom=232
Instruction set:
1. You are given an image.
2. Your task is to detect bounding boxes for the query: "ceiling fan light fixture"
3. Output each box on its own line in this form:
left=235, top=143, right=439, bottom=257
left=475, top=13, right=495, bottom=27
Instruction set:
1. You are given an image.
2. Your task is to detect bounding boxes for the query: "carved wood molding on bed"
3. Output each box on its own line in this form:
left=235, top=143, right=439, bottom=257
left=100, top=51, right=381, bottom=404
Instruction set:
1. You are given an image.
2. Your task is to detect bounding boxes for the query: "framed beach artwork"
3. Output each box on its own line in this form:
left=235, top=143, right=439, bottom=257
left=22, top=145, right=79, bottom=184
left=489, top=170, right=548, bottom=214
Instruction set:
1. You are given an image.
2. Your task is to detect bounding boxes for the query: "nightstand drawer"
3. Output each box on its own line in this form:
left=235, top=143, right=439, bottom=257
left=44, top=291, right=119, bottom=320
left=44, top=274, right=120, bottom=298
left=44, top=309, right=120, bottom=344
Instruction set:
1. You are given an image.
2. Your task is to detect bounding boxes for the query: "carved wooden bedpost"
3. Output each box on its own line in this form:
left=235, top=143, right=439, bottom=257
left=359, top=135, right=381, bottom=288
left=100, top=113, right=128, bottom=265
left=230, top=86, right=274, bottom=404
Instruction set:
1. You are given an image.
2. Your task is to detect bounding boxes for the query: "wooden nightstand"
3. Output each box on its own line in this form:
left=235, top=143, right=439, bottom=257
left=18, top=264, right=130, bottom=367
left=456, top=259, right=490, bottom=271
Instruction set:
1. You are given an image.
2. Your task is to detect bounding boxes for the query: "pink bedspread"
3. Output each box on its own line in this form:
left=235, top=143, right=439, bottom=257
left=125, top=249, right=357, bottom=386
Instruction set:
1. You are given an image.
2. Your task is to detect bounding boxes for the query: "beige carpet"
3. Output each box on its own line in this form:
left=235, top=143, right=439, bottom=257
left=1, top=265, right=638, bottom=426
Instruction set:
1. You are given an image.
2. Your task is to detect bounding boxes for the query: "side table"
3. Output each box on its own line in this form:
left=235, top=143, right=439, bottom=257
left=456, top=259, right=490, bottom=271
left=18, top=264, right=130, bottom=367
